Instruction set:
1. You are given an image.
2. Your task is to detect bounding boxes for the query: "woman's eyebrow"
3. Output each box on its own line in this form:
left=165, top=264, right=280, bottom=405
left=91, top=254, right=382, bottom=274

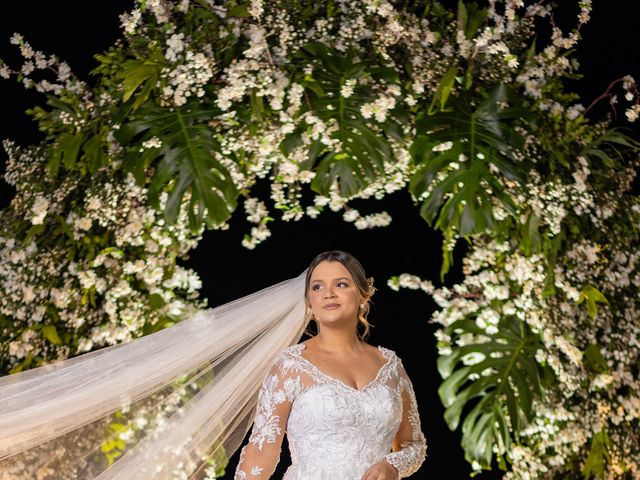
left=310, top=277, right=350, bottom=283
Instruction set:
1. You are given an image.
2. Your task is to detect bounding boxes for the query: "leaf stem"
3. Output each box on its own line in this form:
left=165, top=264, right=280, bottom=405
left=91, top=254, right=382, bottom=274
left=583, top=78, right=624, bottom=116
left=495, top=335, right=526, bottom=399
left=470, top=111, right=476, bottom=165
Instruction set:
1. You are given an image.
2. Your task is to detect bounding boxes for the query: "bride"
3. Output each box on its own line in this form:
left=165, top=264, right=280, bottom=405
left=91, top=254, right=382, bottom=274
left=234, top=250, right=426, bottom=479
left=0, top=250, right=426, bottom=479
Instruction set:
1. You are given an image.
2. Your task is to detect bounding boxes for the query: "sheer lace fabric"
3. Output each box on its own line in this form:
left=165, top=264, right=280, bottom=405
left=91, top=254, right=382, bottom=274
left=0, top=272, right=309, bottom=479
left=234, top=344, right=427, bottom=479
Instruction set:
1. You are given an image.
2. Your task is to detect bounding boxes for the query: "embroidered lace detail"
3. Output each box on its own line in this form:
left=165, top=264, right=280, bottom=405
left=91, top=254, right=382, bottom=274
left=234, top=344, right=427, bottom=479
left=248, top=370, right=303, bottom=450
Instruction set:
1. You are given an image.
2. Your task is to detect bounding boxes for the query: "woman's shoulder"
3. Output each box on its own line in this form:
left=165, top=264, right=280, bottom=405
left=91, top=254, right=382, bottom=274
left=376, top=344, right=402, bottom=363
left=377, top=345, right=413, bottom=376
left=281, top=342, right=305, bottom=357
left=271, top=343, right=305, bottom=367
left=376, top=344, right=397, bottom=357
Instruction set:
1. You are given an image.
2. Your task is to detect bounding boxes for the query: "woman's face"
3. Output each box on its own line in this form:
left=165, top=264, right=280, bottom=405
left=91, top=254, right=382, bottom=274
left=307, top=260, right=362, bottom=331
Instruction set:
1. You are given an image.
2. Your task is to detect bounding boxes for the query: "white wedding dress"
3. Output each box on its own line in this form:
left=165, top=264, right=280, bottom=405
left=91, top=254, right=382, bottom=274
left=234, top=343, right=427, bottom=479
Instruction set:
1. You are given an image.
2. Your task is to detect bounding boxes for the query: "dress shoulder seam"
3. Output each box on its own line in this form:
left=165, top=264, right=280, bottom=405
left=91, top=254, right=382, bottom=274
left=378, top=345, right=398, bottom=360
left=282, top=343, right=304, bottom=355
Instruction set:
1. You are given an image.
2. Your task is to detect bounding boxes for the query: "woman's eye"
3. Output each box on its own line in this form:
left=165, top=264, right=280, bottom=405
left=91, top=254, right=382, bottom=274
left=311, top=282, right=348, bottom=290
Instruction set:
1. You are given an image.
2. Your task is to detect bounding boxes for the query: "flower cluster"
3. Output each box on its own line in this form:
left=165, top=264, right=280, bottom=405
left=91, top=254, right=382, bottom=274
left=160, top=50, right=215, bottom=106
left=0, top=142, right=206, bottom=372
left=1, top=33, right=84, bottom=95
left=242, top=197, right=272, bottom=249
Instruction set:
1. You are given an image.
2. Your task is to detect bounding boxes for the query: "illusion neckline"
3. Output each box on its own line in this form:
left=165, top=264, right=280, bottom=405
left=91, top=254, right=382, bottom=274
left=294, top=343, right=393, bottom=393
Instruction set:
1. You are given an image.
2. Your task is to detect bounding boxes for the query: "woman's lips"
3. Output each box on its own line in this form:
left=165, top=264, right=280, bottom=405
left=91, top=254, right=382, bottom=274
left=323, top=303, right=340, bottom=309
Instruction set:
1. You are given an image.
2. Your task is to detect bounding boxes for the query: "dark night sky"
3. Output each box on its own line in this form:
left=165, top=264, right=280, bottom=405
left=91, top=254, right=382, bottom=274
left=1, top=2, right=639, bottom=479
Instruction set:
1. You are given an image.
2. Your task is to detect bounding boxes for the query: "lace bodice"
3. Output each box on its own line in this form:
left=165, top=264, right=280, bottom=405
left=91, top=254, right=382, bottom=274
left=234, top=344, right=427, bottom=479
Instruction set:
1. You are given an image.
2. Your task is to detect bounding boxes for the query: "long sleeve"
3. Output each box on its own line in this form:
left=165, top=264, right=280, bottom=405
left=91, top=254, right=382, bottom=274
left=385, top=360, right=427, bottom=478
left=234, top=353, right=302, bottom=479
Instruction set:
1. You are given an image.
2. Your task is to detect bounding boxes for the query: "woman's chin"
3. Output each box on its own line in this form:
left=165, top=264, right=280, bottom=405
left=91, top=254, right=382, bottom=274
left=316, top=313, right=357, bottom=329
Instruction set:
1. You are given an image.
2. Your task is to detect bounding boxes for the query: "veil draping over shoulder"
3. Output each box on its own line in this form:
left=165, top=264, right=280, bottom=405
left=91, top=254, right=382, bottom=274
left=0, top=269, right=308, bottom=479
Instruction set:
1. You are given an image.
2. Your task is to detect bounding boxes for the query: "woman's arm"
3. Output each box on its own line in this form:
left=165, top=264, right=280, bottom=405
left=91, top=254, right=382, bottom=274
left=384, top=360, right=427, bottom=478
left=234, top=354, right=301, bottom=479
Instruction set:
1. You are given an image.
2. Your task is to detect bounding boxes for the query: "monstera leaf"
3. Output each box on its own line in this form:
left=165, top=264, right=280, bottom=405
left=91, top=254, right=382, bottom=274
left=115, top=101, right=238, bottom=230
left=280, top=42, right=404, bottom=197
left=118, top=50, right=164, bottom=112
left=410, top=84, right=530, bottom=239
left=582, top=127, right=640, bottom=168
left=437, top=314, right=546, bottom=470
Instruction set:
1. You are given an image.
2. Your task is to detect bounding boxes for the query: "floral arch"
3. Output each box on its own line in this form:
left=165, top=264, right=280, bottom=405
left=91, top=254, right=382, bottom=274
left=1, top=1, right=639, bottom=478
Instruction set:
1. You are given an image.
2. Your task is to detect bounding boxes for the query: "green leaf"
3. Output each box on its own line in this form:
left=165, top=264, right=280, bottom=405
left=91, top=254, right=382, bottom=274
left=577, top=285, right=609, bottom=320
left=47, top=144, right=62, bottom=176
left=9, top=363, right=24, bottom=374
left=428, top=65, right=458, bottom=113
left=280, top=132, right=303, bottom=156
left=583, top=430, right=611, bottom=479
left=410, top=84, right=530, bottom=276
left=583, top=128, right=640, bottom=169
left=311, top=152, right=359, bottom=197
left=9, top=352, right=34, bottom=374
left=227, top=5, right=250, bottom=17
left=116, top=101, right=239, bottom=230
left=459, top=1, right=488, bottom=39
left=119, top=51, right=164, bottom=111
left=505, top=384, right=520, bottom=434
left=81, top=133, right=107, bottom=174
left=42, top=325, right=62, bottom=345
left=457, top=1, right=468, bottom=33
left=148, top=293, right=166, bottom=310
left=583, top=344, right=608, bottom=374
left=525, top=37, right=537, bottom=64
left=288, top=42, right=401, bottom=197
left=437, top=315, right=544, bottom=470
left=62, top=132, right=85, bottom=171
left=520, top=211, right=541, bottom=255
left=101, top=421, right=128, bottom=465
left=459, top=394, right=493, bottom=463
left=22, top=223, right=46, bottom=246
left=209, top=443, right=230, bottom=477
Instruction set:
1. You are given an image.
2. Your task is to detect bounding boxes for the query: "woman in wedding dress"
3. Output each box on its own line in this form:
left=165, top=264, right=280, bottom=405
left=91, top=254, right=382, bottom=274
left=234, top=250, right=427, bottom=480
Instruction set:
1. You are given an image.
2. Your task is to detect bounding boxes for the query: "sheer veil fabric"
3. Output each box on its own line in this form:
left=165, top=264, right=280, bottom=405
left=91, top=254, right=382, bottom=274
left=0, top=269, right=308, bottom=479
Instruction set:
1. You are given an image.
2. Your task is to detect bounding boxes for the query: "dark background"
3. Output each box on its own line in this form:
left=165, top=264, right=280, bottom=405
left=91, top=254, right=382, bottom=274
left=1, top=2, right=639, bottom=479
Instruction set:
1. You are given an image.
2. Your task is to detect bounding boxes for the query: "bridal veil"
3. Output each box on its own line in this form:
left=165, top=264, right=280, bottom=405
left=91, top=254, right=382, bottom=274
left=0, top=269, right=308, bottom=479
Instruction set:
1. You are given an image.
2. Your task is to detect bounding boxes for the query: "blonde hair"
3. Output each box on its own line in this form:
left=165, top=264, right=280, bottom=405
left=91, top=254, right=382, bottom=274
left=303, top=250, right=377, bottom=340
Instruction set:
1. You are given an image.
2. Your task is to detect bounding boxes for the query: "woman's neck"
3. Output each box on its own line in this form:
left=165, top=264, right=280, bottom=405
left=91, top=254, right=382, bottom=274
left=313, top=327, right=363, bottom=354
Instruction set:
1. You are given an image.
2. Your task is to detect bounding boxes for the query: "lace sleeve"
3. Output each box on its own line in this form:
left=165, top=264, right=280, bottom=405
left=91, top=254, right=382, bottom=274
left=385, top=360, right=427, bottom=478
left=234, top=352, right=302, bottom=479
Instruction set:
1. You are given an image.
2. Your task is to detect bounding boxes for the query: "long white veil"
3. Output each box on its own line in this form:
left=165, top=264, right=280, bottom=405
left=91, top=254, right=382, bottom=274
left=0, top=269, right=308, bottom=479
